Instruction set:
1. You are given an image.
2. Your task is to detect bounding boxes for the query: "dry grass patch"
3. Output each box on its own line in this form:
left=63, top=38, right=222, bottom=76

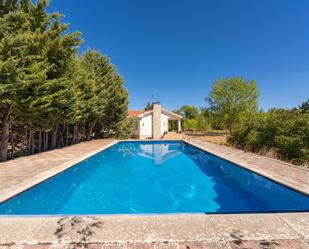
left=186, top=130, right=229, bottom=145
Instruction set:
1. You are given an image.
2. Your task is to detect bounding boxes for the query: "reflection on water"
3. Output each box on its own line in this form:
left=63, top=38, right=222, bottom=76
left=116, top=141, right=182, bottom=165
left=138, top=143, right=181, bottom=165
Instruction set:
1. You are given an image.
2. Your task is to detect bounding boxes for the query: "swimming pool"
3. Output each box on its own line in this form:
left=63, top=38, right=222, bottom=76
left=0, top=141, right=308, bottom=215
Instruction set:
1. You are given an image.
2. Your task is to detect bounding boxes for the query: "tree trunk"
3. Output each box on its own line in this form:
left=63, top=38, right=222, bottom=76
left=227, top=118, right=233, bottom=134
left=10, top=124, right=15, bottom=159
left=65, top=125, right=69, bottom=146
left=42, top=132, right=45, bottom=151
left=44, top=132, right=49, bottom=151
left=38, top=131, right=42, bottom=153
left=87, top=123, right=95, bottom=141
left=94, top=125, right=100, bottom=138
left=46, top=132, right=49, bottom=151
left=73, top=124, right=78, bottom=144
left=30, top=130, right=35, bottom=154
left=24, top=127, right=28, bottom=155
left=72, top=125, right=76, bottom=144
left=51, top=125, right=58, bottom=149
left=27, top=128, right=33, bottom=155
left=58, top=125, right=64, bottom=148
left=0, top=106, right=12, bottom=162
left=76, top=125, right=80, bottom=143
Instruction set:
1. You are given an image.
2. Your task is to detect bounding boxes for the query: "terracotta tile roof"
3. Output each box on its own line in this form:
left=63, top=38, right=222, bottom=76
left=128, top=110, right=145, bottom=117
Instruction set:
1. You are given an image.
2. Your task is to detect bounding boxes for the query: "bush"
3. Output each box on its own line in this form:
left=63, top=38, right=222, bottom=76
left=183, top=118, right=199, bottom=131
left=229, top=109, right=309, bottom=166
left=196, top=116, right=212, bottom=132
left=183, top=116, right=211, bottom=132
left=114, top=117, right=134, bottom=139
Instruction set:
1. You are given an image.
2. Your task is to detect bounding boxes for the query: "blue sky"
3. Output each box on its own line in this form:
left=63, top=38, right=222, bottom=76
left=48, top=0, right=309, bottom=111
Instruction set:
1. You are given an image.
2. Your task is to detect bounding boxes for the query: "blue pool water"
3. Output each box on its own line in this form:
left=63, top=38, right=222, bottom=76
left=0, top=141, right=308, bottom=215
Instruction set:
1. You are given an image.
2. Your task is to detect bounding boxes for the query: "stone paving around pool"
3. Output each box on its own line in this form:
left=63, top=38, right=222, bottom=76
left=0, top=138, right=308, bottom=248
left=2, top=240, right=309, bottom=249
left=0, top=213, right=308, bottom=248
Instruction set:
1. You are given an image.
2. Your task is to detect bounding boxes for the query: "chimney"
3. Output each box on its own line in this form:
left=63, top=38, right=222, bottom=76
left=152, top=102, right=161, bottom=139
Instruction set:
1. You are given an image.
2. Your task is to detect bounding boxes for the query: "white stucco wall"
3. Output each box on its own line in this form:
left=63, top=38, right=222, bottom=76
left=139, top=114, right=152, bottom=138
left=160, top=113, right=169, bottom=135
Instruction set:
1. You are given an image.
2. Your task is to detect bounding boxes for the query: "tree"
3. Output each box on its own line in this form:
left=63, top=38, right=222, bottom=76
left=0, top=1, right=129, bottom=162
left=0, top=0, right=81, bottom=160
left=0, top=0, right=53, bottom=160
left=196, top=115, right=211, bottom=132
left=144, top=102, right=152, bottom=111
left=206, top=77, right=259, bottom=133
left=176, top=105, right=199, bottom=119
left=183, top=119, right=198, bottom=131
left=298, top=99, right=309, bottom=113
left=42, top=9, right=81, bottom=148
left=80, top=49, right=129, bottom=138
left=229, top=108, right=309, bottom=165
left=71, top=57, right=97, bottom=141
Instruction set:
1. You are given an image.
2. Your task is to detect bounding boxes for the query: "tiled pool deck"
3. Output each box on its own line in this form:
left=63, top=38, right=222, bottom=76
left=0, top=139, right=308, bottom=249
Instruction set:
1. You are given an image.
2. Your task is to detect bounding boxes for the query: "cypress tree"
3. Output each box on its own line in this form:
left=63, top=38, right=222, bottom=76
left=0, top=1, right=129, bottom=161
left=2, top=2, right=29, bottom=158
left=80, top=49, right=129, bottom=138
left=0, top=0, right=81, bottom=160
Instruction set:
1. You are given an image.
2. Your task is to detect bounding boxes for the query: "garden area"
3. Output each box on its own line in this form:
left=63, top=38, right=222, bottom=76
left=174, top=78, right=309, bottom=167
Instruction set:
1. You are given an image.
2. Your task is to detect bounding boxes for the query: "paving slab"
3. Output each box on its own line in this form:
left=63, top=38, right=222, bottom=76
left=0, top=213, right=308, bottom=247
left=279, top=213, right=309, bottom=240
left=208, top=213, right=303, bottom=241
left=229, top=239, right=309, bottom=249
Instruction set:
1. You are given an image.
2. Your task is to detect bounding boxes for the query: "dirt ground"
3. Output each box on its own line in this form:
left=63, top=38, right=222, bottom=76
left=186, top=130, right=229, bottom=145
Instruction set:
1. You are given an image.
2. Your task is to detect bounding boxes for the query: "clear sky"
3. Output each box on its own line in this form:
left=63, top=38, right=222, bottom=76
left=48, top=0, right=309, bottom=111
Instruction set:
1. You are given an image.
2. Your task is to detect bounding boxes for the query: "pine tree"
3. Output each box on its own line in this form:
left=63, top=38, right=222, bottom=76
left=80, top=49, right=129, bottom=138
left=0, top=1, right=129, bottom=161
left=0, top=0, right=81, bottom=160
left=0, top=2, right=38, bottom=161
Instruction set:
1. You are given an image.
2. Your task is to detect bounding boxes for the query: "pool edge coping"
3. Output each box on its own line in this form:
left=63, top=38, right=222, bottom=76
left=0, top=212, right=308, bottom=246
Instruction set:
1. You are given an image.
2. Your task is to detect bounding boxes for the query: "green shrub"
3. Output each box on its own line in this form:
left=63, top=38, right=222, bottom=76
left=196, top=116, right=212, bottom=132
left=229, top=109, right=309, bottom=166
left=183, top=118, right=199, bottom=131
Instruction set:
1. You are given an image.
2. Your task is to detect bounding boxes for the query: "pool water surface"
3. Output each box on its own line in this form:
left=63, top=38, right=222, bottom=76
left=0, top=141, right=308, bottom=214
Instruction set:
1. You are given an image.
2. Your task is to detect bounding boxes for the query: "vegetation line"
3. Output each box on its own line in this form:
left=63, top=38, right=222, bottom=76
left=172, top=78, right=308, bottom=166
left=0, top=0, right=130, bottom=162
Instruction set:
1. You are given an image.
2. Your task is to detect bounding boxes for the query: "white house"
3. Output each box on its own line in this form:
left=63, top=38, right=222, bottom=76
left=128, top=102, right=183, bottom=139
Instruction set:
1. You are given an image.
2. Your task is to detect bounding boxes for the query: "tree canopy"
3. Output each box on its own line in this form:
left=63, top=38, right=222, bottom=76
left=0, top=0, right=130, bottom=161
left=298, top=99, right=309, bottom=113
left=206, top=77, right=259, bottom=132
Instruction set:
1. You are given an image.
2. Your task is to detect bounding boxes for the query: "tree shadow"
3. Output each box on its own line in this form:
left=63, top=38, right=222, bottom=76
left=229, top=229, right=245, bottom=246
left=229, top=230, right=281, bottom=249
left=259, top=240, right=280, bottom=249
left=54, top=216, right=103, bottom=249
